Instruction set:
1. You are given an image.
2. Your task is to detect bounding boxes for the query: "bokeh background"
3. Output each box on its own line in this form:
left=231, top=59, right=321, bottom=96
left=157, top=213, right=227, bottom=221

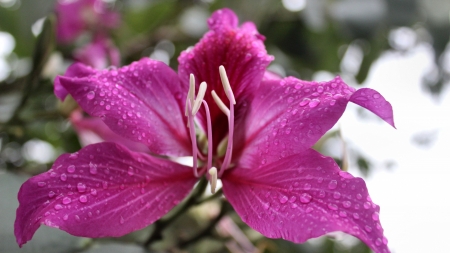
left=1, top=0, right=450, bottom=252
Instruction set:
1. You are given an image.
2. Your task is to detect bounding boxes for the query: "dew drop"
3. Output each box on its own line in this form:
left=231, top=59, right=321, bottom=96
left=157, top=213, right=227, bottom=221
left=263, top=202, right=270, bottom=210
left=363, top=202, right=371, bottom=209
left=300, top=193, right=312, bottom=204
left=91, top=188, right=97, bottom=196
left=89, top=163, right=97, bottom=174
left=373, top=93, right=380, bottom=99
left=87, top=91, right=95, bottom=100
left=372, top=212, right=380, bottom=221
left=38, top=182, right=46, bottom=187
left=356, top=193, right=362, bottom=200
left=365, top=225, right=372, bottom=232
left=67, top=165, right=76, bottom=173
left=127, top=166, right=134, bottom=176
left=79, top=195, right=88, bottom=203
left=327, top=203, right=338, bottom=210
left=62, top=197, right=71, bottom=205
left=289, top=196, right=297, bottom=203
left=333, top=191, right=341, bottom=199
left=328, top=180, right=338, bottom=189
left=303, top=183, right=311, bottom=190
left=48, top=191, right=55, bottom=198
left=60, top=173, right=67, bottom=181
left=69, top=153, right=78, bottom=159
left=63, top=214, right=68, bottom=220
left=54, top=204, right=63, bottom=210
left=308, top=99, right=320, bottom=108
left=77, top=183, right=86, bottom=193
left=279, top=195, right=288, bottom=204
left=75, top=215, right=80, bottom=221
left=343, top=201, right=352, bottom=208
left=353, top=213, right=360, bottom=219
left=339, top=211, right=347, bottom=217
left=120, top=216, right=125, bottom=224
left=299, top=98, right=310, bottom=106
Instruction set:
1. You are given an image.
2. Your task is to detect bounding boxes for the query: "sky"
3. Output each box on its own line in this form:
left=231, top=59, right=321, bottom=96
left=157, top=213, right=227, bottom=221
left=339, top=43, right=450, bottom=253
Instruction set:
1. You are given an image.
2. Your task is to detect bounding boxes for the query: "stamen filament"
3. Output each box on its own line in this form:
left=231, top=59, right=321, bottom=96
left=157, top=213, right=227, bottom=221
left=187, top=100, right=199, bottom=177
left=192, top=82, right=207, bottom=115
left=211, top=90, right=230, bottom=117
left=219, top=92, right=234, bottom=177
left=202, top=100, right=213, bottom=170
left=219, top=65, right=236, bottom=105
left=209, top=167, right=218, bottom=194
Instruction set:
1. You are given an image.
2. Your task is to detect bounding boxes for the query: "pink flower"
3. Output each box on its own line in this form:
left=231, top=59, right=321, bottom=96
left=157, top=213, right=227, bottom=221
left=56, top=0, right=120, bottom=44
left=73, top=35, right=120, bottom=70
left=15, top=9, right=394, bottom=253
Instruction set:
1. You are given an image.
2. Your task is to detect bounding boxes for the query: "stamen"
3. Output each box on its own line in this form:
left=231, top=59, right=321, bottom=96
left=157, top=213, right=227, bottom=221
left=219, top=98, right=234, bottom=177
left=185, top=74, right=196, bottom=116
left=211, top=90, right=230, bottom=117
left=219, top=65, right=236, bottom=105
left=187, top=100, right=199, bottom=177
left=202, top=100, right=213, bottom=170
left=208, top=167, right=218, bottom=194
left=192, top=82, right=207, bottom=115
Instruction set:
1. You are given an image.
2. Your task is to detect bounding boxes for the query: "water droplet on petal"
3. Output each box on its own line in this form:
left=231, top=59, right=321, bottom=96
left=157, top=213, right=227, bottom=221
left=343, top=201, right=352, bottom=208
left=63, top=214, right=68, bottom=220
left=77, top=183, right=86, bottom=192
left=356, top=193, right=362, bottom=200
left=365, top=225, right=372, bottom=232
left=54, top=204, right=63, bottom=210
left=364, top=202, right=371, bottom=209
left=263, top=202, right=270, bottom=210
left=353, top=213, right=360, bottom=219
left=38, top=182, right=46, bottom=187
left=79, top=195, right=88, bottom=203
left=91, top=188, right=97, bottom=196
left=67, top=165, right=76, bottom=173
left=48, top=191, right=55, bottom=198
left=372, top=212, right=379, bottom=221
left=60, top=173, right=67, bottom=181
left=327, top=203, right=338, bottom=210
left=333, top=191, right=341, bottom=199
left=339, top=211, right=347, bottom=217
left=279, top=195, right=288, bottom=204
left=89, top=163, right=97, bottom=174
left=127, top=166, right=134, bottom=176
left=373, top=93, right=380, bottom=99
left=62, top=197, right=71, bottom=205
left=300, top=193, right=312, bottom=203
left=303, top=183, right=311, bottom=190
left=309, top=99, right=320, bottom=108
left=328, top=180, right=337, bottom=189
left=87, top=91, right=95, bottom=100
left=299, top=98, right=310, bottom=106
left=120, top=216, right=125, bottom=224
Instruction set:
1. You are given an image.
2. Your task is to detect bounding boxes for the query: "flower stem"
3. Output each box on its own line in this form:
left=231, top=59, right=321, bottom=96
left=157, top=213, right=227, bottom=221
left=143, top=176, right=208, bottom=247
left=177, top=199, right=231, bottom=249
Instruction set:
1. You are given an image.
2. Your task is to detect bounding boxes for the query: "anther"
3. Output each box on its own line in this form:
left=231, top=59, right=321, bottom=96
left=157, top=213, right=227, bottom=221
left=211, top=90, right=230, bottom=117
left=208, top=167, right=218, bottom=194
left=185, top=74, right=196, bottom=116
left=192, top=82, right=207, bottom=115
left=219, top=65, right=236, bottom=105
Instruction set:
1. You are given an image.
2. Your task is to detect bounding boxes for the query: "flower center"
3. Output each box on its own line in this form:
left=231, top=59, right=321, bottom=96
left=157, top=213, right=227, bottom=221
left=184, top=66, right=236, bottom=193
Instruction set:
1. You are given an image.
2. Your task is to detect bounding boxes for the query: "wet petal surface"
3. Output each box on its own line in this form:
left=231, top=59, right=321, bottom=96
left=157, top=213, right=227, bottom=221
left=222, top=149, right=389, bottom=253
left=233, top=76, right=395, bottom=167
left=15, top=142, right=197, bottom=247
left=58, top=59, right=191, bottom=157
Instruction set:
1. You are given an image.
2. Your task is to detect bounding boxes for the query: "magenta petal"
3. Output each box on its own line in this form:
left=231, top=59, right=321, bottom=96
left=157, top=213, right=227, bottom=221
left=234, top=76, right=395, bottom=167
left=70, top=111, right=150, bottom=153
left=222, top=149, right=389, bottom=253
left=350, top=88, right=395, bottom=128
left=74, top=36, right=120, bottom=70
left=15, top=142, right=197, bottom=247
left=58, top=58, right=191, bottom=157
left=178, top=8, right=273, bottom=136
left=54, top=63, right=97, bottom=101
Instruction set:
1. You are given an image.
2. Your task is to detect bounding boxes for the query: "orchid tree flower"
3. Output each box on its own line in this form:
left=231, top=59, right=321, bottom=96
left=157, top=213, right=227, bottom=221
left=56, top=0, right=120, bottom=44
left=73, top=35, right=120, bottom=70
left=15, top=8, right=394, bottom=253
